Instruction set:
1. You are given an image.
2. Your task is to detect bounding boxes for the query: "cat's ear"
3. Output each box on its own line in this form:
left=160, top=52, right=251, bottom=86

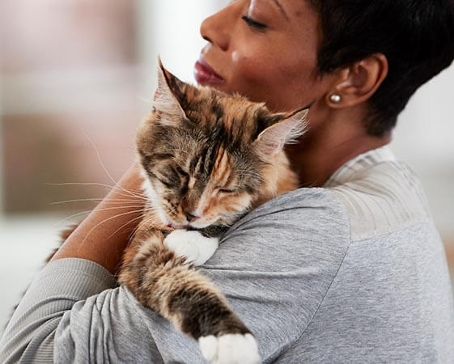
left=153, top=58, right=188, bottom=123
left=254, top=108, right=309, bottom=157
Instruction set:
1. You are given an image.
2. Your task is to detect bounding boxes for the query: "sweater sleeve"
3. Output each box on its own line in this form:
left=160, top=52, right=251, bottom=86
left=0, top=188, right=352, bottom=364
left=0, top=259, right=117, bottom=363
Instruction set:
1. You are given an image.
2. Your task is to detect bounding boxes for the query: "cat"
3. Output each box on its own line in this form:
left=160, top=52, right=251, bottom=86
left=117, top=60, right=308, bottom=364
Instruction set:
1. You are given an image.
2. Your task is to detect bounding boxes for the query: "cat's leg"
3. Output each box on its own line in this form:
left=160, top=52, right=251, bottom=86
left=163, top=229, right=219, bottom=266
left=162, top=231, right=261, bottom=363
left=119, top=229, right=261, bottom=364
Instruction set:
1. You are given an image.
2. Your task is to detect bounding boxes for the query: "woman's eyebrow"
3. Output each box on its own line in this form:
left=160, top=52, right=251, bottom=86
left=272, top=0, right=289, bottom=20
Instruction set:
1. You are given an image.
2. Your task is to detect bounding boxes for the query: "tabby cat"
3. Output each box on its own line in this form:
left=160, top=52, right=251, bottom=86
left=117, top=61, right=308, bottom=364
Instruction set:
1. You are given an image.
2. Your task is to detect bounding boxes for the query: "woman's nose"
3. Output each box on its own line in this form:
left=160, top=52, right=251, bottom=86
left=200, top=5, right=234, bottom=51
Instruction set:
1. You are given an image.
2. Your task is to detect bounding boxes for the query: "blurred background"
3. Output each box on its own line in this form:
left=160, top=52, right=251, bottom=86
left=0, top=0, right=453, bottom=332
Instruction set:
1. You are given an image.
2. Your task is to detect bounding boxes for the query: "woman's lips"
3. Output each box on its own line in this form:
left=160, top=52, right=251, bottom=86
left=194, top=58, right=224, bottom=85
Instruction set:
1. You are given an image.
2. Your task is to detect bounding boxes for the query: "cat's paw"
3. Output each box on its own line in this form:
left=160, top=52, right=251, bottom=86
left=163, top=229, right=219, bottom=266
left=198, top=334, right=261, bottom=364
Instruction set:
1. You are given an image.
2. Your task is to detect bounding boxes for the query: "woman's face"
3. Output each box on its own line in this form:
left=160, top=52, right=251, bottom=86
left=195, top=0, right=333, bottom=113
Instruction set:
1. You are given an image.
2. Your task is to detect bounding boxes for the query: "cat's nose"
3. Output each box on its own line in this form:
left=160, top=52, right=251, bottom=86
left=186, top=212, right=199, bottom=222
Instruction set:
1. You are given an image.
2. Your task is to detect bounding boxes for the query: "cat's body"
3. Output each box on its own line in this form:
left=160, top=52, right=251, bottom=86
left=117, top=63, right=307, bottom=364
left=7, top=59, right=306, bottom=363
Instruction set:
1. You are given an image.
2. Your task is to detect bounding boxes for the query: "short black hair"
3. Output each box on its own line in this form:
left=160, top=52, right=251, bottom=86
left=309, top=0, right=454, bottom=136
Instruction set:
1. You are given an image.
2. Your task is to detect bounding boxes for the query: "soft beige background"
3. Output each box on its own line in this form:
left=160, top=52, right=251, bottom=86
left=1, top=0, right=453, bottom=333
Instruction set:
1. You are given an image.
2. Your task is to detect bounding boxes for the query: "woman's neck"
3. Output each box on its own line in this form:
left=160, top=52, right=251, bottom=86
left=287, top=112, right=391, bottom=187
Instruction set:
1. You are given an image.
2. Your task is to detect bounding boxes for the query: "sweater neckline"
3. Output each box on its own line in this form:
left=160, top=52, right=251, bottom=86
left=323, top=145, right=396, bottom=188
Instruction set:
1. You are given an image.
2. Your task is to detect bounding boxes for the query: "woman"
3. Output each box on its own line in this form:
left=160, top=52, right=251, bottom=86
left=2, top=0, right=454, bottom=362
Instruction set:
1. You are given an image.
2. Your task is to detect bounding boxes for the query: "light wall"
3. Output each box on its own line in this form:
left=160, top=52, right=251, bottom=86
left=136, top=0, right=227, bottom=101
left=392, top=65, right=454, bottom=239
left=0, top=0, right=453, bottom=332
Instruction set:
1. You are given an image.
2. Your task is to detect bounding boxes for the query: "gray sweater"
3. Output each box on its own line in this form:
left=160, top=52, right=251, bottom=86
left=1, top=146, right=453, bottom=363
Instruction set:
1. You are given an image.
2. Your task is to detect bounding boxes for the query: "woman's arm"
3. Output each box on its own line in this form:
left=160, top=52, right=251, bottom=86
left=51, top=162, right=145, bottom=274
left=1, top=184, right=349, bottom=363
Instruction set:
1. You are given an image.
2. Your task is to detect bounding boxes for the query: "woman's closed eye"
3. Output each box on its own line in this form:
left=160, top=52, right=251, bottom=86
left=241, top=15, right=268, bottom=31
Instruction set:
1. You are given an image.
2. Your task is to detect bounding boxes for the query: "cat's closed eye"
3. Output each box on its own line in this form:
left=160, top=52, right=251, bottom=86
left=218, top=188, right=237, bottom=194
left=174, top=165, right=189, bottom=179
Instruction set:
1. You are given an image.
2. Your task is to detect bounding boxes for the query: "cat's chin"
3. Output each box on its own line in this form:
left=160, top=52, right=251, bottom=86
left=164, top=219, right=218, bottom=231
left=164, top=221, right=189, bottom=229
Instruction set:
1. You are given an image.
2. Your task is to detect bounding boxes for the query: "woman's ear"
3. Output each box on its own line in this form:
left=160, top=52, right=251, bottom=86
left=326, top=53, right=388, bottom=108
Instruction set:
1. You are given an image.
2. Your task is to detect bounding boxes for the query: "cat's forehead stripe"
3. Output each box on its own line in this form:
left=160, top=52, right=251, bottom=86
left=212, top=146, right=231, bottom=186
left=220, top=99, right=261, bottom=135
left=189, top=92, right=263, bottom=143
left=202, top=143, right=217, bottom=177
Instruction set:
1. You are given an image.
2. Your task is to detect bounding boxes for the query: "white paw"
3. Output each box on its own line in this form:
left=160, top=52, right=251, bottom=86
left=199, top=333, right=261, bottom=364
left=163, top=229, right=219, bottom=266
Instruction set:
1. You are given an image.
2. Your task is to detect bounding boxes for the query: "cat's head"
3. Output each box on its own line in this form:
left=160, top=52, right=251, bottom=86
left=137, top=60, right=308, bottom=230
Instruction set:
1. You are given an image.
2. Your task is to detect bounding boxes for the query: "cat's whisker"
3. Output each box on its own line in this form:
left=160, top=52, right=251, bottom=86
left=106, top=184, right=147, bottom=201
left=44, top=182, right=117, bottom=189
left=52, top=205, right=146, bottom=229
left=80, top=128, right=121, bottom=187
left=44, top=182, right=140, bottom=199
left=46, top=181, right=148, bottom=202
left=79, top=129, right=147, bottom=202
left=50, top=197, right=145, bottom=206
left=99, top=179, right=147, bottom=200
left=106, top=213, right=146, bottom=244
left=50, top=198, right=104, bottom=205
left=131, top=214, right=163, bottom=241
left=79, top=208, right=146, bottom=250
left=52, top=210, right=92, bottom=228
left=162, top=203, right=178, bottom=220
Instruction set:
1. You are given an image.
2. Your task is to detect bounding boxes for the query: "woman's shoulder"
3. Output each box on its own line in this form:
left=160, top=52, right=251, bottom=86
left=218, top=186, right=351, bottom=274
left=235, top=186, right=350, bottom=242
left=324, top=146, right=433, bottom=241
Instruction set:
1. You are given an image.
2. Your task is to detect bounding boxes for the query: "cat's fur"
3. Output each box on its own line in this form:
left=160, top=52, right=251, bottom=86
left=116, top=61, right=308, bottom=363
left=5, top=58, right=307, bottom=363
